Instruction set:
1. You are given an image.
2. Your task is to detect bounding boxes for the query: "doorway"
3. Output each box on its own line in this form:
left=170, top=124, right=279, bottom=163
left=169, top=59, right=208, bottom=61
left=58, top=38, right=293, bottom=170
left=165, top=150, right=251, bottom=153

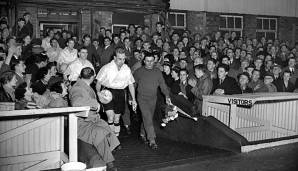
left=39, top=22, right=78, bottom=38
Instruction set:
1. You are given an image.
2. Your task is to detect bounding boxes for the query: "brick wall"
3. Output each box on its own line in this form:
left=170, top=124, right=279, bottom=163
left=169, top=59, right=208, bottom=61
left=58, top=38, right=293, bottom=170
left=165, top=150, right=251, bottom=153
left=187, top=11, right=206, bottom=36
left=16, top=5, right=38, bottom=38
left=15, top=4, right=163, bottom=39
left=243, top=14, right=256, bottom=39
left=92, top=10, right=113, bottom=38
left=278, top=17, right=298, bottom=46
left=81, top=10, right=92, bottom=36
left=144, top=14, right=160, bottom=33
left=204, top=12, right=257, bottom=38
left=205, top=12, right=221, bottom=36
left=186, top=11, right=298, bottom=46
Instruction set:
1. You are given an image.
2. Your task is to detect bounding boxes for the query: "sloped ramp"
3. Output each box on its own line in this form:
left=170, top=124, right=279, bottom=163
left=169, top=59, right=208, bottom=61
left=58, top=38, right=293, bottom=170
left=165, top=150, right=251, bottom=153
left=156, top=116, right=249, bottom=153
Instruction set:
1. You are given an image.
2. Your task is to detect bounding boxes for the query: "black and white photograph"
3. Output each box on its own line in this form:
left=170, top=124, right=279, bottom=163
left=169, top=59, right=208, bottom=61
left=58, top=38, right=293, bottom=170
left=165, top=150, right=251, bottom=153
left=0, top=0, right=298, bottom=170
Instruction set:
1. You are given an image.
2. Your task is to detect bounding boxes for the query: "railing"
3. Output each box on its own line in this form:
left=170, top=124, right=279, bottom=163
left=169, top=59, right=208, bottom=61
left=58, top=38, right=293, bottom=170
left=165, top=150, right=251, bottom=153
left=0, top=106, right=90, bottom=171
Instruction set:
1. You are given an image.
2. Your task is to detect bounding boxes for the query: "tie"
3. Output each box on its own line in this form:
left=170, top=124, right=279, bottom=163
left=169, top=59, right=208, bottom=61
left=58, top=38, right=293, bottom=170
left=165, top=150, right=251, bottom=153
left=220, top=79, right=223, bottom=85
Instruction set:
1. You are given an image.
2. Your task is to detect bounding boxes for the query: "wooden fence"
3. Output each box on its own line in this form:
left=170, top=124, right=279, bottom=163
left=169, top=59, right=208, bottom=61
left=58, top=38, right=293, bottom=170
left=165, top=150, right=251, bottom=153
left=0, top=106, right=90, bottom=171
left=202, top=93, right=298, bottom=142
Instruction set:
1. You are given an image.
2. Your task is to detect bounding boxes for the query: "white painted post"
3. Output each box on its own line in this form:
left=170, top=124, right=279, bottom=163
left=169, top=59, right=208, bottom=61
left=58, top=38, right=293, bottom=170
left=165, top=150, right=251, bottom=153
left=230, top=104, right=237, bottom=130
left=68, top=114, right=78, bottom=162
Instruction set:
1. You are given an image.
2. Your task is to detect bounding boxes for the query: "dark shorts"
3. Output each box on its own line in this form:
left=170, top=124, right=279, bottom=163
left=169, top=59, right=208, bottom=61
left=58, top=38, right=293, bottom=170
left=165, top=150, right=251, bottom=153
left=102, top=88, right=125, bottom=114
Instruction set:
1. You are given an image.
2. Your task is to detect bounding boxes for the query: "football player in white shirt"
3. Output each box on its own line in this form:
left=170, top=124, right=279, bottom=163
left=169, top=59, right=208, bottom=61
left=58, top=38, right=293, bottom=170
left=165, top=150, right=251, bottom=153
left=96, top=47, right=137, bottom=136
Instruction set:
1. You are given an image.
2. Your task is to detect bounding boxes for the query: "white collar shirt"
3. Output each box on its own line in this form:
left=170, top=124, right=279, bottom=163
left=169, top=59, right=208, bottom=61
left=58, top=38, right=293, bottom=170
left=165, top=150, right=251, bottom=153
left=57, top=48, right=78, bottom=65
left=65, top=58, right=94, bottom=82
left=41, top=37, right=52, bottom=52
left=46, top=47, right=62, bottom=62
left=104, top=45, right=110, bottom=50
left=96, top=60, right=135, bottom=89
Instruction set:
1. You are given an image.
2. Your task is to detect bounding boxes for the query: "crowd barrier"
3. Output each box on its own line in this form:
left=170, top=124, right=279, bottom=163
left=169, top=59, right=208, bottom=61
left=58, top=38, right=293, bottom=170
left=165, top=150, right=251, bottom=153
left=202, top=93, right=298, bottom=151
left=0, top=106, right=90, bottom=171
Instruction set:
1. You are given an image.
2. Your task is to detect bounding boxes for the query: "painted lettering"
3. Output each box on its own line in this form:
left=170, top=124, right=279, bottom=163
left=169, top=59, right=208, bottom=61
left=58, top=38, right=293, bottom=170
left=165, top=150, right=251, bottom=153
left=227, top=98, right=253, bottom=106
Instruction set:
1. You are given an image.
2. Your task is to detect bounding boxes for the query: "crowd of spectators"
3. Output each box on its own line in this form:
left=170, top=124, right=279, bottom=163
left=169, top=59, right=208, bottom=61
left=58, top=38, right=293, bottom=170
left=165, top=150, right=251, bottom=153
left=1, top=11, right=298, bottom=170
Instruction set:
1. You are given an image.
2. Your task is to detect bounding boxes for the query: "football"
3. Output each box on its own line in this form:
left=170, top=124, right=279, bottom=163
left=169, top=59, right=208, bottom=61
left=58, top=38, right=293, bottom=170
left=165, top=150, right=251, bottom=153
left=99, top=89, right=113, bottom=104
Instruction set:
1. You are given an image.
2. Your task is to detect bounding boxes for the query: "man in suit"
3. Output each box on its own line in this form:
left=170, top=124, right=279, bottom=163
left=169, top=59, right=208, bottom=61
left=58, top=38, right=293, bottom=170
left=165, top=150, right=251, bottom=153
left=92, top=39, right=102, bottom=72
left=212, top=63, right=241, bottom=95
left=69, top=67, right=120, bottom=170
left=99, top=37, right=115, bottom=67
left=23, top=12, right=33, bottom=37
left=227, top=48, right=240, bottom=70
left=123, top=37, right=134, bottom=67
left=282, top=57, right=298, bottom=85
left=274, top=70, right=295, bottom=92
left=272, top=64, right=282, bottom=82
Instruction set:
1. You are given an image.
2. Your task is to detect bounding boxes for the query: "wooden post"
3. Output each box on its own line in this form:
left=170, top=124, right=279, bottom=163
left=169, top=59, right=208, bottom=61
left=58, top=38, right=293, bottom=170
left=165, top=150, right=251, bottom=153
left=296, top=101, right=298, bottom=135
left=60, top=116, right=65, bottom=162
left=68, top=114, right=78, bottom=162
left=267, top=104, right=274, bottom=139
left=202, top=100, right=207, bottom=116
left=230, top=104, right=237, bottom=130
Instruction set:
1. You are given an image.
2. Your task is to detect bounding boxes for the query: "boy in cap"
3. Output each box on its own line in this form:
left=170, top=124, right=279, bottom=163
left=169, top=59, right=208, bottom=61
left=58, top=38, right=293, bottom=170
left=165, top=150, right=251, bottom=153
left=263, top=72, right=277, bottom=92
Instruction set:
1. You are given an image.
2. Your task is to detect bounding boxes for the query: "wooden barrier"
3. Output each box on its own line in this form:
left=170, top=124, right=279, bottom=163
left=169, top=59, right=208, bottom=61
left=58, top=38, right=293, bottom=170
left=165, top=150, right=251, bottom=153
left=0, top=107, right=90, bottom=171
left=202, top=93, right=298, bottom=143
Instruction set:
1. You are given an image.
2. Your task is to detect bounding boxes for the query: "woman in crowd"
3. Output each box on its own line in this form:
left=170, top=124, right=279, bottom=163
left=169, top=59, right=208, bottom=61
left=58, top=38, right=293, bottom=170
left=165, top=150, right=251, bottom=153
left=42, top=29, right=55, bottom=51
left=170, top=65, right=181, bottom=95
left=47, top=81, right=68, bottom=108
left=46, top=38, right=62, bottom=62
left=162, top=61, right=173, bottom=87
left=178, top=69, right=194, bottom=102
left=21, top=34, right=32, bottom=61
left=47, top=62, right=63, bottom=87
